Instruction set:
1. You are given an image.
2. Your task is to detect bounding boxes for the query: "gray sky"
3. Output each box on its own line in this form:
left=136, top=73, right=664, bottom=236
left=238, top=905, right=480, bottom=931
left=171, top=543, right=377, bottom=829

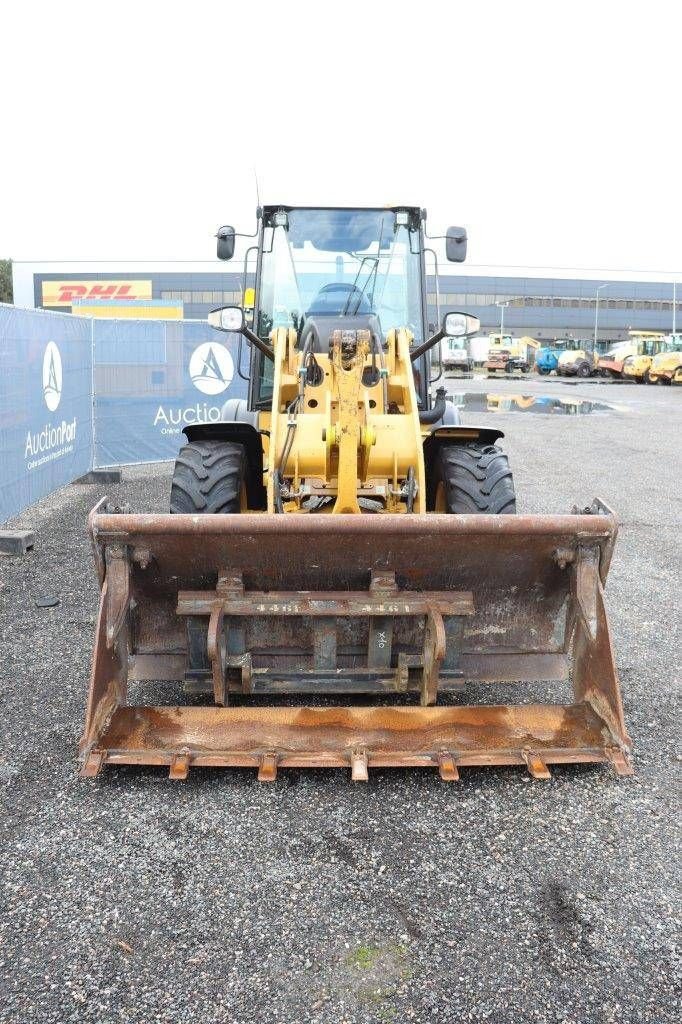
left=3, top=0, right=681, bottom=272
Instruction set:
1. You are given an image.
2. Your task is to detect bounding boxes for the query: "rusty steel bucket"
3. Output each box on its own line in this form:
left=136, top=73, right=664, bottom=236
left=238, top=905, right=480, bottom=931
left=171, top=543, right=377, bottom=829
left=79, top=499, right=632, bottom=781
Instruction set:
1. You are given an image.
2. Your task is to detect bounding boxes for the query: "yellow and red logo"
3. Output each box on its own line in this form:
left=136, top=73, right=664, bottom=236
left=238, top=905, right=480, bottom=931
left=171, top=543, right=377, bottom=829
left=41, top=280, right=153, bottom=307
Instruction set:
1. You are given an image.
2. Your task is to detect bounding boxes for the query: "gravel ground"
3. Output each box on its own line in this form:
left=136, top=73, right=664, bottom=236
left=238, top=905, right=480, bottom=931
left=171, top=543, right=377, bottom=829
left=0, top=377, right=679, bottom=1024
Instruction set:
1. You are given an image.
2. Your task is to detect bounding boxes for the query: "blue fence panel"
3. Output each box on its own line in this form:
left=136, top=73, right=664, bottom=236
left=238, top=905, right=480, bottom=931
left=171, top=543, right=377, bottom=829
left=93, top=319, right=248, bottom=467
left=0, top=305, right=93, bottom=524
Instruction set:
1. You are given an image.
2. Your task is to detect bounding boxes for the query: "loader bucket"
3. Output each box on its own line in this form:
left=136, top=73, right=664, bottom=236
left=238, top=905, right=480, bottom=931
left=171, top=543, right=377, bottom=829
left=80, top=500, right=632, bottom=781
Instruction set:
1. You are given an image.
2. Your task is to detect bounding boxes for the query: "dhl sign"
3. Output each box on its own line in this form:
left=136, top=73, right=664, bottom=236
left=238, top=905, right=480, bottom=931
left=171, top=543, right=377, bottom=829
left=41, top=280, right=153, bottom=307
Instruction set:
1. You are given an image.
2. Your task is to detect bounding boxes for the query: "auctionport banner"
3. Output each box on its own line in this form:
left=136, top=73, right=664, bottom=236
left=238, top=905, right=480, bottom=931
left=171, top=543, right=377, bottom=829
left=92, top=319, right=247, bottom=467
left=0, top=306, right=248, bottom=524
left=0, top=305, right=93, bottom=523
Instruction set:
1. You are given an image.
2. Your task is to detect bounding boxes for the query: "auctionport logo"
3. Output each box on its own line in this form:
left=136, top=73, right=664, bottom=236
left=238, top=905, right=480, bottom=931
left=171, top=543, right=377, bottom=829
left=189, top=342, right=234, bottom=395
left=153, top=341, right=236, bottom=434
left=25, top=341, right=77, bottom=469
left=42, top=341, right=62, bottom=412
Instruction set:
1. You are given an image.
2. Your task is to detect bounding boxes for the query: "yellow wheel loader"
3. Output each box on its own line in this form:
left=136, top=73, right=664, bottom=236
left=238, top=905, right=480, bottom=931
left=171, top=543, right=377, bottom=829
left=80, top=205, right=632, bottom=782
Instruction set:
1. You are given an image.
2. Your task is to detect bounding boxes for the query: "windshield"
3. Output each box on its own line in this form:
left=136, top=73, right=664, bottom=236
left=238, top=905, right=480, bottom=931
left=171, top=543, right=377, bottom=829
left=257, top=208, right=424, bottom=342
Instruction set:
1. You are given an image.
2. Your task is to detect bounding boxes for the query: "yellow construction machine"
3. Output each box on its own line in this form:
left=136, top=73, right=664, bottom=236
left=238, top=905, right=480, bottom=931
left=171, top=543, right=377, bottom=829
left=80, top=205, right=632, bottom=782
left=622, top=333, right=670, bottom=384
left=646, top=335, right=682, bottom=384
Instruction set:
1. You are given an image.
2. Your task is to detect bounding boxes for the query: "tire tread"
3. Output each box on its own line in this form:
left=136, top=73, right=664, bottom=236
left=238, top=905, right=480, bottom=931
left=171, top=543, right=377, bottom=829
left=434, top=443, right=516, bottom=514
left=170, top=440, right=246, bottom=514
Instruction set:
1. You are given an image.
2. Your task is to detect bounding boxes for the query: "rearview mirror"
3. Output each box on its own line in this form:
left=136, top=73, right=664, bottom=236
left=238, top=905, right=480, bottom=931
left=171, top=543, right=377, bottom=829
left=208, top=305, right=244, bottom=332
left=216, top=225, right=236, bottom=261
left=446, top=226, right=467, bottom=263
left=443, top=311, right=480, bottom=338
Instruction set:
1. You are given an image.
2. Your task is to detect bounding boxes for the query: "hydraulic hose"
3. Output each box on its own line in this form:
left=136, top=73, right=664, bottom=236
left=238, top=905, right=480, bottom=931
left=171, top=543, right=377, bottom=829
left=419, top=386, right=447, bottom=425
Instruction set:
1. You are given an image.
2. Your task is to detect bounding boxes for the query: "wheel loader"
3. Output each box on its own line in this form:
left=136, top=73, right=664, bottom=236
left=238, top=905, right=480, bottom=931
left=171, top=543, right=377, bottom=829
left=80, top=205, right=632, bottom=782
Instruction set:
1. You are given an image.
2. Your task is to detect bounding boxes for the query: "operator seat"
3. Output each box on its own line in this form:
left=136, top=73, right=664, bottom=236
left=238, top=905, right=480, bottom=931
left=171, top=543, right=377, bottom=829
left=300, top=314, right=383, bottom=353
left=300, top=282, right=383, bottom=352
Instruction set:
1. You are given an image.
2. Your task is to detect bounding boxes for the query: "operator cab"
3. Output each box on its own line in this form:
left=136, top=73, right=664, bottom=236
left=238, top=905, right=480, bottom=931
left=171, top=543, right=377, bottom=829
left=216, top=204, right=468, bottom=409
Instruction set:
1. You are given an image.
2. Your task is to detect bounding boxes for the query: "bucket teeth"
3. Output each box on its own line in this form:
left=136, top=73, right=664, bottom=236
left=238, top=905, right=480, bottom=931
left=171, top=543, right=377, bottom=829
left=607, top=747, right=634, bottom=776
left=257, top=753, right=278, bottom=783
left=437, top=751, right=460, bottom=781
left=169, top=752, right=191, bottom=780
left=522, top=751, right=551, bottom=780
left=351, top=749, right=369, bottom=782
left=80, top=748, right=106, bottom=778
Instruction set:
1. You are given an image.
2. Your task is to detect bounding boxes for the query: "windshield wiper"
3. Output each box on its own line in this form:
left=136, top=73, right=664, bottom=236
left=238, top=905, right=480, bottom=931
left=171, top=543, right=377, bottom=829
left=344, top=220, right=387, bottom=316
left=342, top=254, right=379, bottom=315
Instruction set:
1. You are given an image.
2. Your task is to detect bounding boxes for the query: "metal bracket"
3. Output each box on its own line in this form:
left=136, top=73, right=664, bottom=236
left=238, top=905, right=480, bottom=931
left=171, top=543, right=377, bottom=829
left=421, top=607, right=446, bottom=706
left=572, top=543, right=601, bottom=642
left=368, top=571, right=396, bottom=669
left=226, top=651, right=253, bottom=694
left=207, top=603, right=227, bottom=705
left=104, top=545, right=131, bottom=650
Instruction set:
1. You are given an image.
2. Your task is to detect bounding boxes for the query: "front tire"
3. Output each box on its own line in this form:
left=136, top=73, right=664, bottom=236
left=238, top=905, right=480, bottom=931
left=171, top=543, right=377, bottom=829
left=170, top=440, right=246, bottom=514
left=577, top=362, right=592, bottom=378
left=432, top=443, right=516, bottom=514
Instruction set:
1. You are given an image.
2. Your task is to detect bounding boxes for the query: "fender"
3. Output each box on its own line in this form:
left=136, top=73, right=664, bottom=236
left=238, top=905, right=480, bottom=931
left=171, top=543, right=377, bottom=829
left=423, top=425, right=505, bottom=510
left=182, top=421, right=267, bottom=509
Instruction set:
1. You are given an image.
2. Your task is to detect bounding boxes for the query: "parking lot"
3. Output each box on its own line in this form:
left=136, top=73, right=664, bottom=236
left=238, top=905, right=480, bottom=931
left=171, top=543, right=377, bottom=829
left=0, top=376, right=679, bottom=1024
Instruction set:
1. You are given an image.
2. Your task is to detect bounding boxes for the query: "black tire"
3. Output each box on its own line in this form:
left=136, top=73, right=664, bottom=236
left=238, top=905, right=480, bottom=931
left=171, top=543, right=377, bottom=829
left=537, top=367, right=551, bottom=375
left=432, top=443, right=516, bottom=514
left=170, top=440, right=246, bottom=514
left=577, top=362, right=592, bottom=378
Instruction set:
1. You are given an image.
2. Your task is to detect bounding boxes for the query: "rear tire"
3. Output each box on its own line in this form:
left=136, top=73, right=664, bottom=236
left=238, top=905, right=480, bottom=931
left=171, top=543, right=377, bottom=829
left=537, top=366, right=550, bottom=375
left=432, top=443, right=516, bottom=514
left=170, top=440, right=246, bottom=514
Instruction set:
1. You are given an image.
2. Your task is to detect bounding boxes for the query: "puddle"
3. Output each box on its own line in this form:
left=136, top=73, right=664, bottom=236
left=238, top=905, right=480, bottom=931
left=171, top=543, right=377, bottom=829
left=450, top=393, right=613, bottom=415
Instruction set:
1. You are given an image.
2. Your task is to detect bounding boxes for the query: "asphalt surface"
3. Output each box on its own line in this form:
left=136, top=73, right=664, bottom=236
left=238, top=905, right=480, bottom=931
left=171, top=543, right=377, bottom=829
left=0, top=376, right=679, bottom=1024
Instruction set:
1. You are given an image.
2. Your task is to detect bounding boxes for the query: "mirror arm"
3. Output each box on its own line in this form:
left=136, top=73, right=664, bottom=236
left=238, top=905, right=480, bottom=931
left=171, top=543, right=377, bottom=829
left=411, top=329, right=445, bottom=362
left=243, top=325, right=275, bottom=362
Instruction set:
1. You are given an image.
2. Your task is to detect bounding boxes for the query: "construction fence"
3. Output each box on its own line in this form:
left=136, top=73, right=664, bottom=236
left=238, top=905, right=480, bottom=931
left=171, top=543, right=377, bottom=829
left=0, top=304, right=246, bottom=523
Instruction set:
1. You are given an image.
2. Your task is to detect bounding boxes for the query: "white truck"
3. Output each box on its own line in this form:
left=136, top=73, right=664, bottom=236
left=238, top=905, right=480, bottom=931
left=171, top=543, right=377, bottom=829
left=441, top=335, right=473, bottom=374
